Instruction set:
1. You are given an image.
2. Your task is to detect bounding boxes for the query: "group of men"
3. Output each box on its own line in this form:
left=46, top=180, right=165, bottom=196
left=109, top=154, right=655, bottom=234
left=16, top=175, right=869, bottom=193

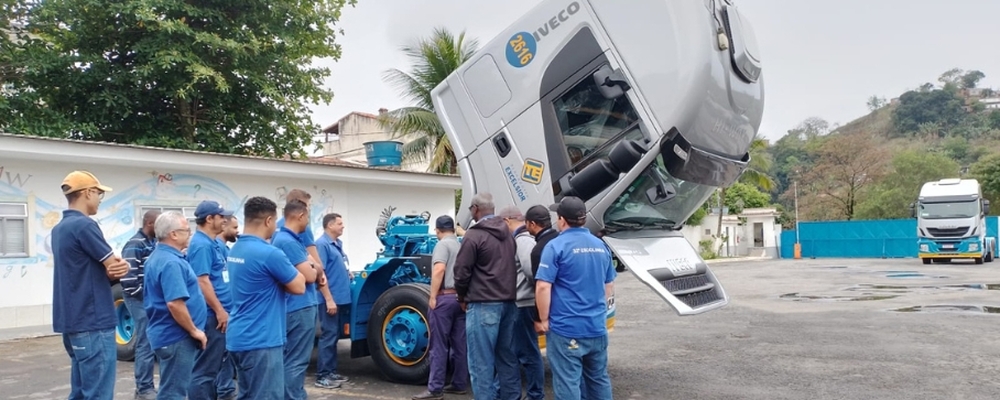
left=413, top=192, right=617, bottom=400
left=51, top=171, right=353, bottom=400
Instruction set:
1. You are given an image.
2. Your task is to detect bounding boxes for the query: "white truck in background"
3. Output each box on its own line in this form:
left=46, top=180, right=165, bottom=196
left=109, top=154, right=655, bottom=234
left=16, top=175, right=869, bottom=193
left=432, top=0, right=764, bottom=316
left=912, top=178, right=996, bottom=265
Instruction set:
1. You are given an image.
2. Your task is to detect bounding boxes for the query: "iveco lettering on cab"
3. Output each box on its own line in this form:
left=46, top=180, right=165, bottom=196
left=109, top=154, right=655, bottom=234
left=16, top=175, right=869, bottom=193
left=432, top=0, right=765, bottom=316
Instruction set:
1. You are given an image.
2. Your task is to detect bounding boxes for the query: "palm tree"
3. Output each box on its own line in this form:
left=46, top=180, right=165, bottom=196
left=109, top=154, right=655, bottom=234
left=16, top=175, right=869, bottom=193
left=378, top=27, right=479, bottom=174
left=716, top=136, right=777, bottom=239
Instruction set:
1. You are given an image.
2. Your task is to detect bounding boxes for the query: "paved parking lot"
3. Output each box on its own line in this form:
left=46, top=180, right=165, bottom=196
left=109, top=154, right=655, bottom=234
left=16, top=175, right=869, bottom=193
left=3, top=258, right=1000, bottom=399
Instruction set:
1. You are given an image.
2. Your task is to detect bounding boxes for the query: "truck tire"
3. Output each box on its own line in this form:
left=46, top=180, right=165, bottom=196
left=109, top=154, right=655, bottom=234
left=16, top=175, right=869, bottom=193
left=367, top=283, right=432, bottom=385
left=986, top=250, right=994, bottom=263
left=922, top=258, right=931, bottom=265
left=113, top=284, right=136, bottom=361
left=975, top=257, right=984, bottom=265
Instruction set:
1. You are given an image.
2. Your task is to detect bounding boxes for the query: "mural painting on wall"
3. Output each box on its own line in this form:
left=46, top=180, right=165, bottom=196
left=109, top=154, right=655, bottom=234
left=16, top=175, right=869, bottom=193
left=0, top=167, right=336, bottom=271
left=274, top=184, right=338, bottom=231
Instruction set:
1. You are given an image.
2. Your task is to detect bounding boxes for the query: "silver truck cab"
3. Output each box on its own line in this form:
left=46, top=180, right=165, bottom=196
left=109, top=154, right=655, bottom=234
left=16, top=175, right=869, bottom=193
left=431, top=0, right=764, bottom=315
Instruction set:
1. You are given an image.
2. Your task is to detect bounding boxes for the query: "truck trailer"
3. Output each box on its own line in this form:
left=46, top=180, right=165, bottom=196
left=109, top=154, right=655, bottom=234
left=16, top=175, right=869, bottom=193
left=911, top=178, right=996, bottom=264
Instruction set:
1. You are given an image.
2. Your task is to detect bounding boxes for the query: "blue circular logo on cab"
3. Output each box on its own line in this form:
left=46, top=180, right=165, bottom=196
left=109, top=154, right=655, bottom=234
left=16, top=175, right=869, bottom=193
left=505, top=31, right=536, bottom=68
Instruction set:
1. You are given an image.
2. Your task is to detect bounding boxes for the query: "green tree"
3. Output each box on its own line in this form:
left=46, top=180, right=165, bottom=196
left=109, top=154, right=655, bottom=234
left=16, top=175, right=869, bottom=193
left=854, top=150, right=959, bottom=219
left=715, top=137, right=775, bottom=235
left=796, top=132, right=889, bottom=220
left=961, top=70, right=986, bottom=89
left=971, top=153, right=1000, bottom=215
left=0, top=0, right=355, bottom=157
left=378, top=27, right=478, bottom=174
left=891, top=89, right=967, bottom=133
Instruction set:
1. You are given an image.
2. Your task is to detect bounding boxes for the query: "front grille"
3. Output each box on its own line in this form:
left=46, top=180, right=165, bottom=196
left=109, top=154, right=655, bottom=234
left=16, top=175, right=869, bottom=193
left=927, top=227, right=970, bottom=237
left=659, top=273, right=723, bottom=308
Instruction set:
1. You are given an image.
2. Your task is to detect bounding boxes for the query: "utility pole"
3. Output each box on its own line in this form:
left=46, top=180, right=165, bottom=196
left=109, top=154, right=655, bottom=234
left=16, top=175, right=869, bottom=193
left=794, top=177, right=802, bottom=259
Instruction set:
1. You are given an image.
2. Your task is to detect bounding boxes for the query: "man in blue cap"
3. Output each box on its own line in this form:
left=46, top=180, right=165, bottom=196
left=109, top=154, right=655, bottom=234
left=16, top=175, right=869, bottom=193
left=188, top=200, right=236, bottom=399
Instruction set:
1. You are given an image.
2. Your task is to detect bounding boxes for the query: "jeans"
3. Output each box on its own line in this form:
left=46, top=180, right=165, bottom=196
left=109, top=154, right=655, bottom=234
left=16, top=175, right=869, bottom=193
left=215, top=351, right=236, bottom=398
left=62, top=328, right=117, bottom=400
left=316, top=301, right=349, bottom=378
left=154, top=337, right=200, bottom=400
left=124, top=294, right=157, bottom=395
left=545, top=331, right=612, bottom=400
left=232, top=346, right=284, bottom=400
left=284, top=305, right=318, bottom=400
left=491, top=306, right=545, bottom=399
left=466, top=301, right=519, bottom=400
left=427, top=294, right=468, bottom=393
left=189, top=313, right=226, bottom=399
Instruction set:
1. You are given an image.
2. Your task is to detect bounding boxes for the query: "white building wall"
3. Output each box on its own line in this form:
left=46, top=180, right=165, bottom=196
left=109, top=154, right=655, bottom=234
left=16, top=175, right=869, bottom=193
left=0, top=153, right=458, bottom=330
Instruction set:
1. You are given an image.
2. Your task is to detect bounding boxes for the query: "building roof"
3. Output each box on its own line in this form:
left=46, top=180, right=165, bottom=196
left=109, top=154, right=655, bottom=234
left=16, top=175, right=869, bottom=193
left=321, top=110, right=382, bottom=135
left=0, top=133, right=459, bottom=189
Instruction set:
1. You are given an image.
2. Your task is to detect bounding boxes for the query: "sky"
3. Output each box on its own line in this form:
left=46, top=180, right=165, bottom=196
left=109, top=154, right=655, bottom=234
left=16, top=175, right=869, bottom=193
left=307, top=0, right=1000, bottom=142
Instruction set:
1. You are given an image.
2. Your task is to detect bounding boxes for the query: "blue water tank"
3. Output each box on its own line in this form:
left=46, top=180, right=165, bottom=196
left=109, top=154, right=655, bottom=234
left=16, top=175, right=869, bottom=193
left=364, top=140, right=403, bottom=168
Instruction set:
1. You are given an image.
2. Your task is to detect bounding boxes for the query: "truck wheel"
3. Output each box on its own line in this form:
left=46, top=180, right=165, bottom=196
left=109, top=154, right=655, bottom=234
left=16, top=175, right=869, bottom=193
left=113, top=284, right=136, bottom=361
left=367, top=283, right=431, bottom=385
left=975, top=257, right=984, bottom=265
left=922, top=258, right=931, bottom=265
left=986, top=251, right=994, bottom=263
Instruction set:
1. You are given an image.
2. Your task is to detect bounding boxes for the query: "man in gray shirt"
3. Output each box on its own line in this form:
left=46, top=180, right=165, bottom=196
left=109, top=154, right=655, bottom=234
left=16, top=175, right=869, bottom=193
left=412, top=215, right=469, bottom=400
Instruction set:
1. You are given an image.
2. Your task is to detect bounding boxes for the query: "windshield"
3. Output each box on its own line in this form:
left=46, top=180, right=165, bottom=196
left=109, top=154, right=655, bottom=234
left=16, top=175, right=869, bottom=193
left=918, top=200, right=979, bottom=219
left=603, top=152, right=717, bottom=231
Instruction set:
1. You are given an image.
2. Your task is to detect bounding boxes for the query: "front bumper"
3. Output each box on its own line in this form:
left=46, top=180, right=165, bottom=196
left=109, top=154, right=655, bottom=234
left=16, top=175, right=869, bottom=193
left=918, top=237, right=983, bottom=258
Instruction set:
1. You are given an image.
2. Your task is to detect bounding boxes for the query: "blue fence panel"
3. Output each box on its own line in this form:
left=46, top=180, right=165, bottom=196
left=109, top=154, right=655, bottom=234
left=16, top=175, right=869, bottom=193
left=779, top=217, right=1000, bottom=259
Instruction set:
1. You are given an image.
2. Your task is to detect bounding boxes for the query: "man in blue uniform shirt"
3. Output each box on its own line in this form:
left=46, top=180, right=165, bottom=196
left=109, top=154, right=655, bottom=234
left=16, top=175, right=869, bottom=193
left=188, top=200, right=235, bottom=399
left=535, top=196, right=617, bottom=400
left=143, top=211, right=209, bottom=400
left=272, top=199, right=320, bottom=399
left=226, top=196, right=306, bottom=400
left=314, top=212, right=352, bottom=389
left=214, top=215, right=240, bottom=400
left=120, top=209, right=161, bottom=400
left=52, top=170, right=130, bottom=400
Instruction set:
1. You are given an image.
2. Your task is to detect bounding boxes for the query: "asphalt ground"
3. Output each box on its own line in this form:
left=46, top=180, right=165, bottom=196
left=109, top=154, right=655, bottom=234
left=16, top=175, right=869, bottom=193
left=2, top=257, right=1000, bottom=399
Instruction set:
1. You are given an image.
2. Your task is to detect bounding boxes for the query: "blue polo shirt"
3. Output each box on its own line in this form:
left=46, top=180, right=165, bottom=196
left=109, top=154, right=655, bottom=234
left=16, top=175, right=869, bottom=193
left=226, top=235, right=301, bottom=352
left=316, top=233, right=352, bottom=305
left=188, top=229, right=232, bottom=314
left=272, top=227, right=317, bottom=312
left=216, top=237, right=230, bottom=260
left=277, top=217, right=316, bottom=249
left=143, top=244, right=208, bottom=349
left=536, top=227, right=617, bottom=339
left=51, top=209, right=117, bottom=334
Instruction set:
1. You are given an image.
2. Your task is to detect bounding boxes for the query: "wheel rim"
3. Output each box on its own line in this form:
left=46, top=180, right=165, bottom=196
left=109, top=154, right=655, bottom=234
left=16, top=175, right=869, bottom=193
left=115, top=299, right=134, bottom=345
left=380, top=305, right=429, bottom=366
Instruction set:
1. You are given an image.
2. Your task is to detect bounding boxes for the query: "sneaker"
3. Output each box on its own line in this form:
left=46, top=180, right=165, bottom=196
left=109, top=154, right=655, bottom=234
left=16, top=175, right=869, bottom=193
left=314, top=376, right=342, bottom=389
left=134, top=390, right=157, bottom=400
left=443, top=384, right=468, bottom=395
left=327, top=373, right=349, bottom=383
left=411, top=390, right=444, bottom=400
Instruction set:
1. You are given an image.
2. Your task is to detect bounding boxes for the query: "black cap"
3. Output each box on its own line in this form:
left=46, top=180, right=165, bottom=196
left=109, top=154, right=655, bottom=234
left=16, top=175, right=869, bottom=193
left=435, top=215, right=455, bottom=230
left=525, top=205, right=551, bottom=224
left=549, top=196, right=587, bottom=222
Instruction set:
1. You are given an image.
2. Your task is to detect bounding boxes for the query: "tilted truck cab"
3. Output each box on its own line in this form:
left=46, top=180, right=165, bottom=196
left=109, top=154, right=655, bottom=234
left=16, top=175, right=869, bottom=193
left=432, top=0, right=765, bottom=315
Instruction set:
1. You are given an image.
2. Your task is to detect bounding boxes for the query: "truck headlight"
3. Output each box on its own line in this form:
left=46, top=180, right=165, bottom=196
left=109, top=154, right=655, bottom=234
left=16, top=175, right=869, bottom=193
left=920, top=244, right=929, bottom=252
left=970, top=243, right=979, bottom=251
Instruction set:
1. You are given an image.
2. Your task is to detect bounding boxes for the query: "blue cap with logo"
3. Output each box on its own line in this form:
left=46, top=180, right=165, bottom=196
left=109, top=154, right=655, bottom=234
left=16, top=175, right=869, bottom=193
left=194, top=200, right=234, bottom=219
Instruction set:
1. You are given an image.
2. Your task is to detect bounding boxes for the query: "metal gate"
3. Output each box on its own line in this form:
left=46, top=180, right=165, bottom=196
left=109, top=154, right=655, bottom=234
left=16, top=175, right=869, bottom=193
left=779, top=217, right=1000, bottom=259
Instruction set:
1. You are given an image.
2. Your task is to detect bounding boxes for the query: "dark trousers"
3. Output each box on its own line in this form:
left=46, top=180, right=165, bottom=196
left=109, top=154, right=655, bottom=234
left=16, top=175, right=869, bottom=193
left=189, top=313, right=226, bottom=399
left=427, top=293, right=469, bottom=393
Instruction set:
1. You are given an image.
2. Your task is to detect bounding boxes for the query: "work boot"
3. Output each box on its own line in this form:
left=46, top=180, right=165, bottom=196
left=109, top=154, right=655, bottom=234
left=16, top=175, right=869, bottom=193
left=443, top=384, right=468, bottom=395
left=314, top=375, right=342, bottom=389
left=411, top=390, right=444, bottom=400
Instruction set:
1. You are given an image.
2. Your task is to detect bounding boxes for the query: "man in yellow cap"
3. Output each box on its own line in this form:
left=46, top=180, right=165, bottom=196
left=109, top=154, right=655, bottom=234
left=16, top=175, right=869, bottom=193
left=52, top=170, right=130, bottom=400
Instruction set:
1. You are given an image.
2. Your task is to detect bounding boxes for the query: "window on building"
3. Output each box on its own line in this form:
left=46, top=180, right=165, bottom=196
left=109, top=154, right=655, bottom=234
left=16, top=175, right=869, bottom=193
left=552, top=74, right=640, bottom=169
left=139, top=206, right=198, bottom=232
left=0, top=203, right=28, bottom=258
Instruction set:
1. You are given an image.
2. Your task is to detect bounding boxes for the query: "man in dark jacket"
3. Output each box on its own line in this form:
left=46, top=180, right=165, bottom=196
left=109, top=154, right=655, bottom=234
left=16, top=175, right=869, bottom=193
left=453, top=192, right=520, bottom=400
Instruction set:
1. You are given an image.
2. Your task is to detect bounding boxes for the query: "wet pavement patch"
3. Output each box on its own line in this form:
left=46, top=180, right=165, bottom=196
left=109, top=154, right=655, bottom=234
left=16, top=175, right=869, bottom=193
left=847, top=283, right=1000, bottom=292
left=876, top=270, right=950, bottom=279
left=817, top=265, right=849, bottom=269
left=890, top=305, right=1000, bottom=314
left=780, top=292, right=900, bottom=302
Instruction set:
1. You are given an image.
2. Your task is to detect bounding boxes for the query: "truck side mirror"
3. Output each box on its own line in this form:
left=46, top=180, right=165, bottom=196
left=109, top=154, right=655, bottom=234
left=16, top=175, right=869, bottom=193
left=985, top=200, right=991, bottom=215
left=592, top=65, right=631, bottom=99
left=908, top=202, right=916, bottom=218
